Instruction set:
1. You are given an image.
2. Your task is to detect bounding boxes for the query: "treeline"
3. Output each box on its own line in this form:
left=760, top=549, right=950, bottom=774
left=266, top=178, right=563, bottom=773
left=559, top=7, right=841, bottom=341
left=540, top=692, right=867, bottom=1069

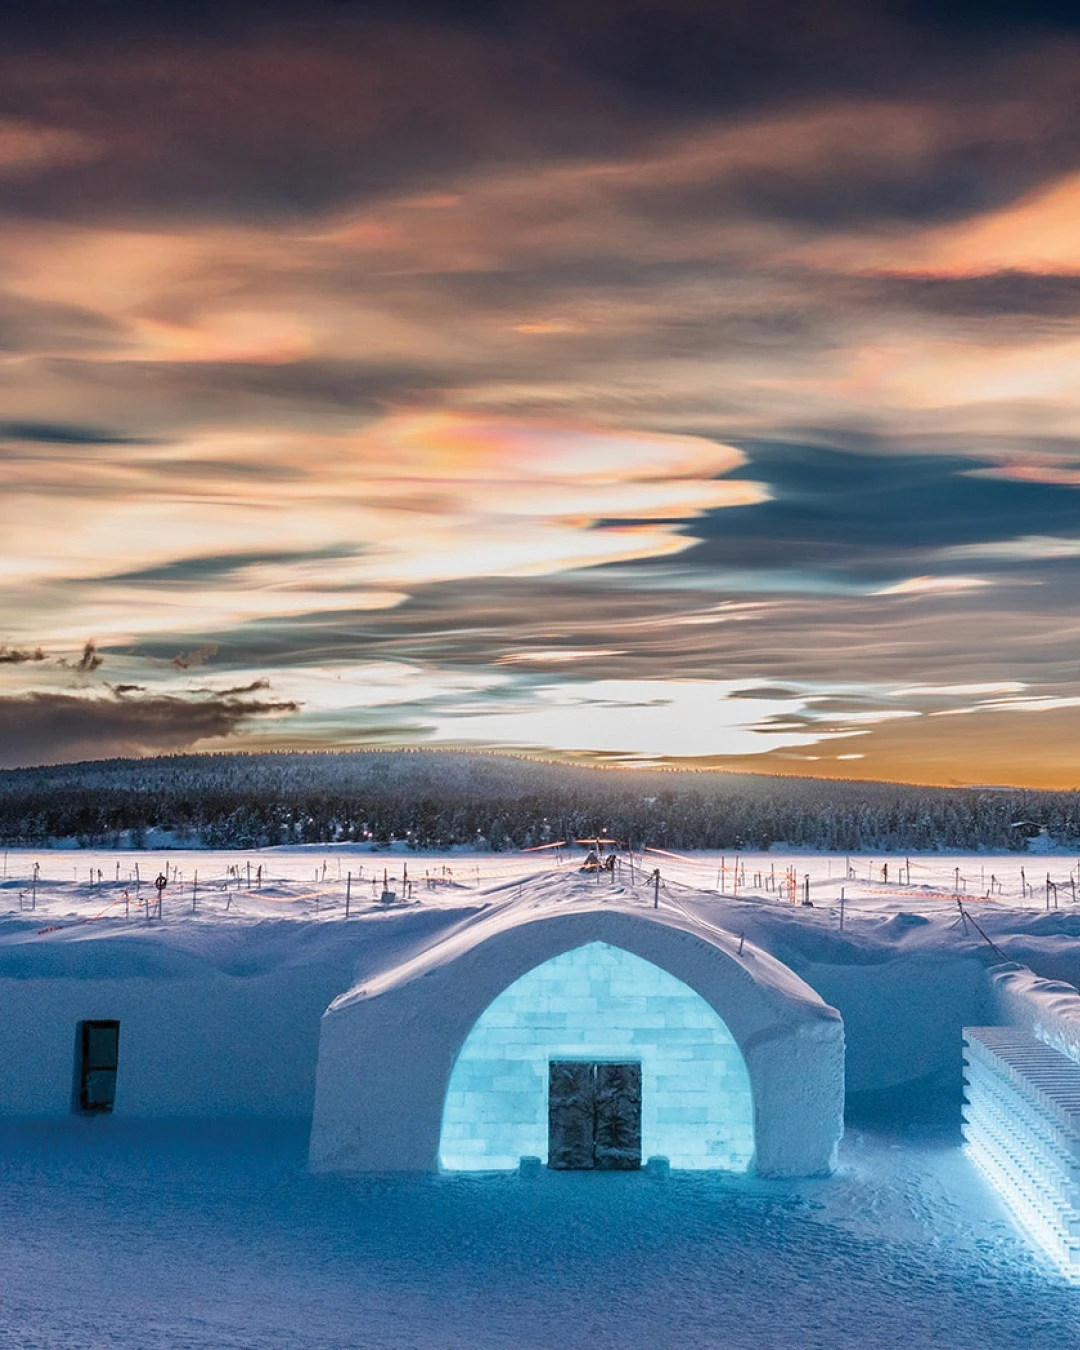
left=0, top=750, right=1077, bottom=852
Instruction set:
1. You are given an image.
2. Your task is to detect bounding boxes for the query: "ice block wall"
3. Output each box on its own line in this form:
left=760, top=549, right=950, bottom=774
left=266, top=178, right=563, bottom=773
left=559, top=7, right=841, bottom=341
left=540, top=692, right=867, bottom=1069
left=962, top=1026, right=1080, bottom=1282
left=439, top=941, right=755, bottom=1171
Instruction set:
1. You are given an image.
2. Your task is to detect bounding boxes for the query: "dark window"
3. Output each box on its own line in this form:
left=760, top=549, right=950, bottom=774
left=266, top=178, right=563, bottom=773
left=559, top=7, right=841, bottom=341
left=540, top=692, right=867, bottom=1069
left=78, top=1020, right=119, bottom=1113
left=548, top=1060, right=641, bottom=1170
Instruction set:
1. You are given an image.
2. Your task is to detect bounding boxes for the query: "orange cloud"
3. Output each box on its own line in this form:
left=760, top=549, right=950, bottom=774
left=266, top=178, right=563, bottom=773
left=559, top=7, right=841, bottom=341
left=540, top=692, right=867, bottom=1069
left=0, top=415, right=765, bottom=644
left=873, top=575, right=991, bottom=596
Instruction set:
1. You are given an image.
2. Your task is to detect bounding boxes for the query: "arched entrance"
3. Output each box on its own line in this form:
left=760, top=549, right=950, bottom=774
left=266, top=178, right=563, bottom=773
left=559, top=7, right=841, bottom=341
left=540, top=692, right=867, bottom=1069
left=439, top=941, right=754, bottom=1171
left=309, top=904, right=844, bottom=1176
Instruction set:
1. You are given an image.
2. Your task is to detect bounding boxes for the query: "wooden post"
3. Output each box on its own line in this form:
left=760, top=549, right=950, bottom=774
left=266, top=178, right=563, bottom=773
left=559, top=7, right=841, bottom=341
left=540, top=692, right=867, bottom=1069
left=192, top=870, right=198, bottom=914
left=839, top=887, right=845, bottom=931
left=653, top=868, right=660, bottom=908
left=345, top=872, right=352, bottom=918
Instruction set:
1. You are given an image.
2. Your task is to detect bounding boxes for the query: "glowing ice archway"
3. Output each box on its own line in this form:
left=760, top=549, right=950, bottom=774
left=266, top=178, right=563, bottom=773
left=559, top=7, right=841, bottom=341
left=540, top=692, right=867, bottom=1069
left=309, top=906, right=845, bottom=1177
left=439, top=940, right=755, bottom=1171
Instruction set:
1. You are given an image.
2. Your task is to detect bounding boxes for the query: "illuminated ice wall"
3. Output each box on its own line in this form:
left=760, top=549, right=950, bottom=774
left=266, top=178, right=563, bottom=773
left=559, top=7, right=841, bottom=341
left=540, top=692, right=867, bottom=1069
left=439, top=941, right=754, bottom=1171
left=963, top=1026, right=1080, bottom=1282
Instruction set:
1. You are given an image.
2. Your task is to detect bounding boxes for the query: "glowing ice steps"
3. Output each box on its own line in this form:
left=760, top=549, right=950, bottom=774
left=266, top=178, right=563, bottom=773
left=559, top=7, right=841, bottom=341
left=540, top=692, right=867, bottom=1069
left=962, top=1026, right=1080, bottom=1282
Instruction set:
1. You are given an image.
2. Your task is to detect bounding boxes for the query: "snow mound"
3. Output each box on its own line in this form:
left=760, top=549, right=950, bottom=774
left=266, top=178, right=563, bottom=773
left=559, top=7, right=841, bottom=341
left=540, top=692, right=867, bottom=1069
left=990, top=963, right=1080, bottom=1068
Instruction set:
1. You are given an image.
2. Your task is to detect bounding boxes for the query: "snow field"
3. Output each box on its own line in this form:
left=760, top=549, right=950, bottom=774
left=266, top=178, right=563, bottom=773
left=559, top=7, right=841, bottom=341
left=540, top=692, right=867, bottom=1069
left=0, top=1119, right=1077, bottom=1350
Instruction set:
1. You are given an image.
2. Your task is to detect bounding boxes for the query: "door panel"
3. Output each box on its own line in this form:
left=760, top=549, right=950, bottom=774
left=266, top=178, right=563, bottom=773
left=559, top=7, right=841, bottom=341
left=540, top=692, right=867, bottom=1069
left=594, top=1062, right=642, bottom=1170
left=548, top=1061, right=596, bottom=1170
left=548, top=1061, right=642, bottom=1170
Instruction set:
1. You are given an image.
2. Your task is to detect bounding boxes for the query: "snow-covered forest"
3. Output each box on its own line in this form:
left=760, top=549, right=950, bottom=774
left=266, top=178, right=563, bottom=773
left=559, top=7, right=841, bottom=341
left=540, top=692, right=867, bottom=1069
left=0, top=750, right=1076, bottom=852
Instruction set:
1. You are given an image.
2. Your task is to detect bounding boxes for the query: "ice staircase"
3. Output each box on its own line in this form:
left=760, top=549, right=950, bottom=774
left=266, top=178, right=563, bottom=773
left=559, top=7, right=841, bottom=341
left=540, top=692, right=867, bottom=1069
left=962, top=1026, right=1080, bottom=1282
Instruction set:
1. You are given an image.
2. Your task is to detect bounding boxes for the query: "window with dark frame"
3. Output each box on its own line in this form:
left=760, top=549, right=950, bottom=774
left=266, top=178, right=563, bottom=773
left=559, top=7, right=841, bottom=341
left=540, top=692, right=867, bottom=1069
left=78, top=1020, right=119, bottom=1113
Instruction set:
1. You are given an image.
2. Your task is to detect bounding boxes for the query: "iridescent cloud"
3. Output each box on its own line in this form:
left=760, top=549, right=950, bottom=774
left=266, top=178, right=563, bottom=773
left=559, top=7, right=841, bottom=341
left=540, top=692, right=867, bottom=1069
left=2, top=1, right=1080, bottom=782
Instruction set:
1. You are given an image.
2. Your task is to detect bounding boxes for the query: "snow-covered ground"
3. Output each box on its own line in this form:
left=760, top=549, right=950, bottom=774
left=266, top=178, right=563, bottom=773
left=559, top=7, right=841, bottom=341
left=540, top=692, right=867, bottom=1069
left=4, top=845, right=1080, bottom=1346
left=4, top=843, right=1079, bottom=925
left=0, top=1119, right=1076, bottom=1349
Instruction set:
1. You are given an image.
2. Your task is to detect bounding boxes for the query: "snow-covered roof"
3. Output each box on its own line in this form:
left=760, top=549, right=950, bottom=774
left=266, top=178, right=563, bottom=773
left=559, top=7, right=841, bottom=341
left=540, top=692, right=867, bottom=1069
left=333, top=881, right=840, bottom=1029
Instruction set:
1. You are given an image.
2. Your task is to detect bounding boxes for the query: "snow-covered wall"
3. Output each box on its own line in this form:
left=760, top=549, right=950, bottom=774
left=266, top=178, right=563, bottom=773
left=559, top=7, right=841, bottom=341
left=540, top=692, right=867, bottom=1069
left=0, top=913, right=469, bottom=1118
left=988, top=962, right=1080, bottom=1068
left=310, top=903, right=844, bottom=1177
left=0, top=964, right=346, bottom=1117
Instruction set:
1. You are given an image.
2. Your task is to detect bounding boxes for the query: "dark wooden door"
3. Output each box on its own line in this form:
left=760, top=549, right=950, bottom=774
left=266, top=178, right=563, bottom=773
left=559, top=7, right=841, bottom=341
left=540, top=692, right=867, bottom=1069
left=548, top=1061, right=641, bottom=1170
left=548, top=1061, right=595, bottom=1169
left=594, top=1062, right=642, bottom=1169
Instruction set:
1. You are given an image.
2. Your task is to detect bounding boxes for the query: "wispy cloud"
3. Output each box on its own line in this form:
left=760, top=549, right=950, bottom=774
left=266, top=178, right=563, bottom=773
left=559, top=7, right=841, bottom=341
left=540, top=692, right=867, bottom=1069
left=2, top=2, right=1080, bottom=779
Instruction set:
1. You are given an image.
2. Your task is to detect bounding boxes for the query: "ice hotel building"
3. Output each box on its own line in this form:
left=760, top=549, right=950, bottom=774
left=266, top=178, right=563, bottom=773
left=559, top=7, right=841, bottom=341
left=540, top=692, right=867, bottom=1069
left=309, top=902, right=846, bottom=1176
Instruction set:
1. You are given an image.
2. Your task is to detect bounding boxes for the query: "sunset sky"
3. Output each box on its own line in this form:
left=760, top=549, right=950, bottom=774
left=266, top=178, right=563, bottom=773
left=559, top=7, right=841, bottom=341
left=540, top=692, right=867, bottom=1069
left=2, top=0, right=1080, bottom=784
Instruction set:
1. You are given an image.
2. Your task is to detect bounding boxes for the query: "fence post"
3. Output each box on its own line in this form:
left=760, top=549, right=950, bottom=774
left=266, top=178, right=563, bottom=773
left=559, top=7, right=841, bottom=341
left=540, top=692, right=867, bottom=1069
left=345, top=872, right=351, bottom=919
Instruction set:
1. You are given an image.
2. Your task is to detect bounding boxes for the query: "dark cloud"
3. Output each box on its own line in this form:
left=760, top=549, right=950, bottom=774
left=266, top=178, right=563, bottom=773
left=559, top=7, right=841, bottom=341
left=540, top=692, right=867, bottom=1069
left=113, top=548, right=357, bottom=587
left=0, top=2, right=1078, bottom=232
left=0, top=689, right=301, bottom=769
left=75, top=642, right=103, bottom=673
left=192, top=679, right=271, bottom=697
left=170, top=644, right=218, bottom=670
left=0, top=296, right=128, bottom=356
left=727, top=685, right=805, bottom=700
left=866, top=271, right=1080, bottom=319
left=150, top=560, right=1074, bottom=695
left=53, top=642, right=106, bottom=674
left=677, top=444, right=1080, bottom=576
left=0, top=646, right=45, bottom=664
left=69, top=360, right=456, bottom=418
left=0, top=421, right=148, bottom=446
left=0, top=18, right=614, bottom=224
